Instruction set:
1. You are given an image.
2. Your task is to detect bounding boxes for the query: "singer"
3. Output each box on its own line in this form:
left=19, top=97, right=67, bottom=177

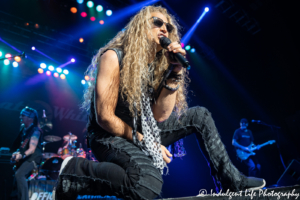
left=53, top=6, right=265, bottom=200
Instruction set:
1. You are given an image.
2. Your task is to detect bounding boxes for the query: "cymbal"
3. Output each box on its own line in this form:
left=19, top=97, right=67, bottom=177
left=63, top=134, right=77, bottom=141
left=42, top=152, right=58, bottom=159
left=44, top=135, right=62, bottom=142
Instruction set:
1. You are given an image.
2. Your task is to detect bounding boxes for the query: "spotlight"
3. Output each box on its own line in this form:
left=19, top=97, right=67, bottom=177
left=87, top=1, right=94, bottom=8
left=77, top=0, right=84, bottom=3
left=81, top=80, right=86, bottom=85
left=35, top=24, right=39, bottom=29
left=31, top=46, right=35, bottom=51
left=106, top=10, right=112, bottom=16
left=4, top=59, right=10, bottom=65
left=84, top=75, right=90, bottom=81
left=46, top=71, right=51, bottom=76
left=185, top=45, right=191, bottom=51
left=99, top=20, right=104, bottom=25
left=81, top=12, right=87, bottom=17
left=56, top=67, right=62, bottom=73
left=181, top=43, right=184, bottom=48
left=71, top=58, right=75, bottom=63
left=5, top=53, right=12, bottom=59
left=70, top=7, right=77, bottom=14
left=12, top=61, right=18, bottom=67
left=90, top=16, right=96, bottom=21
left=48, top=65, right=54, bottom=71
left=96, top=5, right=103, bottom=12
left=40, top=63, right=46, bottom=69
left=25, top=22, right=29, bottom=26
left=14, top=56, right=21, bottom=62
left=205, top=7, right=209, bottom=12
left=0, top=51, right=2, bottom=57
left=54, top=72, right=59, bottom=78
left=190, top=48, right=195, bottom=53
left=63, top=69, right=69, bottom=75
left=79, top=38, right=84, bottom=43
left=38, top=68, right=44, bottom=74
left=60, top=74, right=66, bottom=79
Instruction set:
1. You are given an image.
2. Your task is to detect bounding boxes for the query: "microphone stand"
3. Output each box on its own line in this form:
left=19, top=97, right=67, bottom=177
left=257, top=121, right=286, bottom=169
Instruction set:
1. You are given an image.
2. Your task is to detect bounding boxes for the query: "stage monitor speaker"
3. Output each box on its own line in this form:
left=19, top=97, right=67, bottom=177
left=277, top=159, right=300, bottom=186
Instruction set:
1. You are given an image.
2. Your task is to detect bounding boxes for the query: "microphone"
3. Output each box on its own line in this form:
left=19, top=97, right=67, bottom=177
left=251, top=120, right=261, bottom=123
left=159, top=36, right=190, bottom=68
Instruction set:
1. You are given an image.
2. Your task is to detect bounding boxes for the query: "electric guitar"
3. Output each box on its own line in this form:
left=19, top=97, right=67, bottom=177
left=10, top=137, right=30, bottom=171
left=236, top=140, right=276, bottom=160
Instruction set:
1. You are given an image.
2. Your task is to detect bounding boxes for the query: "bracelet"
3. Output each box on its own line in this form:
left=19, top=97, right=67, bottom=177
left=20, top=152, right=26, bottom=159
left=167, top=72, right=183, bottom=82
left=163, top=80, right=180, bottom=91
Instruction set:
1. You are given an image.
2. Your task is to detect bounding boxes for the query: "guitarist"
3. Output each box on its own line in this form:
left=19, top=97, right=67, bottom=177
left=232, top=118, right=261, bottom=177
left=10, top=107, right=43, bottom=200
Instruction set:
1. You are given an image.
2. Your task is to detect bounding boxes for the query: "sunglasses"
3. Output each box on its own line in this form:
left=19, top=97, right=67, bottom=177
left=150, top=17, right=174, bottom=33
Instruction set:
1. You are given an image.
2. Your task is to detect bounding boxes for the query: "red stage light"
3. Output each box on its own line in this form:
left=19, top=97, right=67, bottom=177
left=99, top=20, right=104, bottom=25
left=81, top=12, right=87, bottom=17
left=90, top=16, right=96, bottom=21
left=54, top=72, right=59, bottom=77
left=5, top=53, right=12, bottom=59
left=35, top=24, right=39, bottom=29
left=38, top=68, right=44, bottom=74
left=70, top=7, right=77, bottom=14
left=46, top=71, right=51, bottom=76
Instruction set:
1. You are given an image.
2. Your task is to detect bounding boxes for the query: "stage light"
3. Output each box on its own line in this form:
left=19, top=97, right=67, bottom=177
left=4, top=59, right=10, bottom=65
left=0, top=51, right=2, bottom=57
left=96, top=5, right=103, bottom=12
left=38, top=68, right=44, bottom=74
left=185, top=45, right=191, bottom=51
left=63, top=69, right=69, bottom=75
left=5, top=53, right=12, bottom=59
left=181, top=43, right=184, bottom=48
left=25, top=22, right=29, bottom=26
left=54, top=72, right=59, bottom=78
left=71, top=58, right=75, bottom=63
left=14, top=56, right=21, bottom=62
left=12, top=61, right=18, bottom=67
left=81, top=80, right=86, bottom=85
left=99, top=20, right=104, bottom=25
left=205, top=7, right=209, bottom=12
left=35, top=24, right=39, bottom=29
left=60, top=74, right=66, bottom=79
left=79, top=38, right=84, bottom=43
left=40, top=63, right=46, bottom=69
left=70, top=7, right=77, bottom=14
left=191, top=48, right=195, bottom=53
left=84, top=75, right=90, bottom=81
left=77, top=0, right=84, bottom=4
left=90, top=16, right=96, bottom=21
left=106, top=10, right=112, bottom=16
left=87, top=1, right=94, bottom=8
left=56, top=67, right=62, bottom=73
left=81, top=12, right=87, bottom=17
left=31, top=46, right=35, bottom=51
left=48, top=65, right=54, bottom=71
left=46, top=71, right=51, bottom=76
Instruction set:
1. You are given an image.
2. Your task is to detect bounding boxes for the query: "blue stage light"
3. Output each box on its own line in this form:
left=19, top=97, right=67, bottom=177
left=63, top=69, right=69, bottom=75
left=12, top=61, right=19, bottom=67
left=48, top=65, right=54, bottom=71
left=87, top=1, right=94, bottom=8
left=40, top=63, right=46, bottom=69
left=71, top=58, right=75, bottom=63
left=0, top=51, right=2, bottom=57
left=81, top=80, right=86, bottom=85
left=56, top=67, right=62, bottom=73
left=96, top=5, right=103, bottom=12
left=77, top=0, right=84, bottom=4
left=205, top=7, right=209, bottom=12
left=185, top=45, right=191, bottom=51
left=31, top=46, right=35, bottom=51
left=191, top=48, right=195, bottom=53
left=106, top=10, right=112, bottom=16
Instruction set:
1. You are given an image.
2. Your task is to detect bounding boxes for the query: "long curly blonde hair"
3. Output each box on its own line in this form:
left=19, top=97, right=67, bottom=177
left=81, top=5, right=189, bottom=117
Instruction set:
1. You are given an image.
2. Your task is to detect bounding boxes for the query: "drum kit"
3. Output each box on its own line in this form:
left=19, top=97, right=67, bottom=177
left=36, top=132, right=95, bottom=180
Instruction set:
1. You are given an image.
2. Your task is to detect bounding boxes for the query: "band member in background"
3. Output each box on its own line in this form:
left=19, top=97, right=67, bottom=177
left=53, top=6, right=265, bottom=200
left=10, top=107, right=43, bottom=200
left=232, top=118, right=261, bottom=177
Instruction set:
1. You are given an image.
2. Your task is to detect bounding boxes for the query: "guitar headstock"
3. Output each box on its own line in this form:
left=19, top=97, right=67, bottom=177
left=268, top=140, right=276, bottom=145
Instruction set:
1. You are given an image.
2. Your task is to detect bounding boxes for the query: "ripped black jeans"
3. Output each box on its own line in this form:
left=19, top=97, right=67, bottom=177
left=55, top=106, right=246, bottom=200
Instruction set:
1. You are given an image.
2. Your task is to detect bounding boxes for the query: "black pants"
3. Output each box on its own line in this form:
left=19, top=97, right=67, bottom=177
left=11, top=161, right=35, bottom=200
left=56, top=107, right=246, bottom=199
left=243, top=156, right=261, bottom=177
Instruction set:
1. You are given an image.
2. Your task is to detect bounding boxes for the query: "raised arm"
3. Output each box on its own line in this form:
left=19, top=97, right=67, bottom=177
left=95, top=50, right=143, bottom=141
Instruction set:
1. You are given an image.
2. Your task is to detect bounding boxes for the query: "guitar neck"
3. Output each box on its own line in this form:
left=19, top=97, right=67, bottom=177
left=258, top=141, right=271, bottom=148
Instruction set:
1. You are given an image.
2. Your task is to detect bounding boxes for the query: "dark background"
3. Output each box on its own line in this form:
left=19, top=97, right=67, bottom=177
left=1, top=0, right=300, bottom=199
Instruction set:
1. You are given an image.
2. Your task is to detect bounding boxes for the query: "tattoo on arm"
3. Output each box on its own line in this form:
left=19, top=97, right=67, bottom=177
left=26, top=131, right=40, bottom=155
